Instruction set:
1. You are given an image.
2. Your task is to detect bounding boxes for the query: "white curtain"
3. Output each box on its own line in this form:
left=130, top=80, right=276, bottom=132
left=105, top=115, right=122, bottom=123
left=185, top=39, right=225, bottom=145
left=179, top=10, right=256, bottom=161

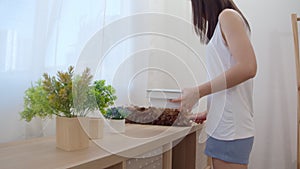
left=0, top=0, right=121, bottom=142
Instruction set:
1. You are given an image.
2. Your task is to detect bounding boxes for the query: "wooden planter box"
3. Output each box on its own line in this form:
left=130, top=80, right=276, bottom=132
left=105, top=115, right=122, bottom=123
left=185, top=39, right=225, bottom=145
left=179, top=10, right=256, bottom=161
left=56, top=116, right=89, bottom=151
left=88, top=117, right=104, bottom=139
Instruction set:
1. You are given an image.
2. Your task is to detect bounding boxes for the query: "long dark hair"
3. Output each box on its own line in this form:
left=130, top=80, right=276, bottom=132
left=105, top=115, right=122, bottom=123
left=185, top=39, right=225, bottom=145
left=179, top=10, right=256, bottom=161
left=191, top=0, right=250, bottom=44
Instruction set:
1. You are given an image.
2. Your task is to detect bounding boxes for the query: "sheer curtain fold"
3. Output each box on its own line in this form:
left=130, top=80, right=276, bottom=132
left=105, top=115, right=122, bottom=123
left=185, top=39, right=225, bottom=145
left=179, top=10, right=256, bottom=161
left=0, top=0, right=112, bottom=142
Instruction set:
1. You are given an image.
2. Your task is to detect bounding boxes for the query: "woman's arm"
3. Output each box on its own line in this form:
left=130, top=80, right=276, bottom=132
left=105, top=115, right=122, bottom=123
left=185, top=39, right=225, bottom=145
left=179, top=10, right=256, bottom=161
left=198, top=9, right=257, bottom=98
left=171, top=9, right=257, bottom=111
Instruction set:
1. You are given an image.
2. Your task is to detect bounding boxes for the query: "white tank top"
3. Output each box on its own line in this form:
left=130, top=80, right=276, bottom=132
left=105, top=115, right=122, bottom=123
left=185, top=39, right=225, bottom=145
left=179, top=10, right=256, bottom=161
left=205, top=20, right=255, bottom=140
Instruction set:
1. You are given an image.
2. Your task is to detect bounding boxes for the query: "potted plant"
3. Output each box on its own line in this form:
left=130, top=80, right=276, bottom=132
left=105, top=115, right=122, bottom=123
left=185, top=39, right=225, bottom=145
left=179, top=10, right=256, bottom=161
left=89, top=80, right=119, bottom=135
left=88, top=80, right=117, bottom=138
left=104, top=107, right=128, bottom=133
left=20, top=66, right=118, bottom=150
left=42, top=66, right=93, bottom=151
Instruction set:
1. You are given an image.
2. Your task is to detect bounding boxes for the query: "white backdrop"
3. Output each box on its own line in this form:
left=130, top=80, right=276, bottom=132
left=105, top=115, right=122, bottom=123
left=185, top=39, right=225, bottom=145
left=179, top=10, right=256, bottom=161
left=236, top=0, right=300, bottom=168
left=0, top=0, right=300, bottom=169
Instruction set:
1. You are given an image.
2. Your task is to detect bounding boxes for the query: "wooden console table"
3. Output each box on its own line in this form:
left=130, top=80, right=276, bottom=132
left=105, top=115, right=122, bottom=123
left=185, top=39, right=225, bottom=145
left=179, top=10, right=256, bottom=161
left=0, top=124, right=205, bottom=169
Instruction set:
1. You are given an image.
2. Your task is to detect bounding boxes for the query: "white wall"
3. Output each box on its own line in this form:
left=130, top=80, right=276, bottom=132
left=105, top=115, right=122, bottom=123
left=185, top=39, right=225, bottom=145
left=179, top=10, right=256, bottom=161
left=236, top=1, right=300, bottom=169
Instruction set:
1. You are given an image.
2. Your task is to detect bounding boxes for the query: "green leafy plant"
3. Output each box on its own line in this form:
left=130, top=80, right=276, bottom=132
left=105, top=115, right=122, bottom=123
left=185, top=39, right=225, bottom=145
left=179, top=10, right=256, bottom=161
left=20, top=66, right=118, bottom=121
left=42, top=66, right=94, bottom=117
left=105, top=107, right=129, bottom=120
left=90, top=80, right=117, bottom=115
left=20, top=79, right=55, bottom=122
left=42, top=66, right=74, bottom=117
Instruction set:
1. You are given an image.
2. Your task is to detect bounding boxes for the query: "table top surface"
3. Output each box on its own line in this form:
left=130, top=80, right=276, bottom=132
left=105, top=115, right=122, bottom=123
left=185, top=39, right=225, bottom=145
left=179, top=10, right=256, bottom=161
left=0, top=124, right=202, bottom=169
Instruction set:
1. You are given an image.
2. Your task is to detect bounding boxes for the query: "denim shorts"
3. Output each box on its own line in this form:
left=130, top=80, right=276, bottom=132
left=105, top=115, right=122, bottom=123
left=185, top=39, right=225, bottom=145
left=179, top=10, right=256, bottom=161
left=205, top=136, right=254, bottom=164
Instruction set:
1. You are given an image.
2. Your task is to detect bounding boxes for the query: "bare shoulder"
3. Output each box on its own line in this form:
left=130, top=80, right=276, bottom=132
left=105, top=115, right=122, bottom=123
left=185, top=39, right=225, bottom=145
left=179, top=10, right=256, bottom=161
left=218, top=9, right=246, bottom=34
left=219, top=9, right=243, bottom=23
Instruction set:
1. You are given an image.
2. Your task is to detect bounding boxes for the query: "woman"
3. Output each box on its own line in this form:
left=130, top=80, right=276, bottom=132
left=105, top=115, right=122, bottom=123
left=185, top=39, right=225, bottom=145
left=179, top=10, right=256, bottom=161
left=171, top=0, right=257, bottom=168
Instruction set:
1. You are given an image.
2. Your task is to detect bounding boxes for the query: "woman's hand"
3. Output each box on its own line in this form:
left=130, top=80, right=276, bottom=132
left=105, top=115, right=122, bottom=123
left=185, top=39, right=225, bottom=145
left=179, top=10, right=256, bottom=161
left=170, top=87, right=201, bottom=112
left=189, top=111, right=207, bottom=124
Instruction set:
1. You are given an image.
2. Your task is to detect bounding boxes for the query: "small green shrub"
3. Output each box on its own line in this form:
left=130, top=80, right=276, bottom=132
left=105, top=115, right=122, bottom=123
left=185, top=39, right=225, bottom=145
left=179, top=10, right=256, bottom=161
left=20, top=79, right=55, bottom=122
left=90, top=80, right=117, bottom=116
